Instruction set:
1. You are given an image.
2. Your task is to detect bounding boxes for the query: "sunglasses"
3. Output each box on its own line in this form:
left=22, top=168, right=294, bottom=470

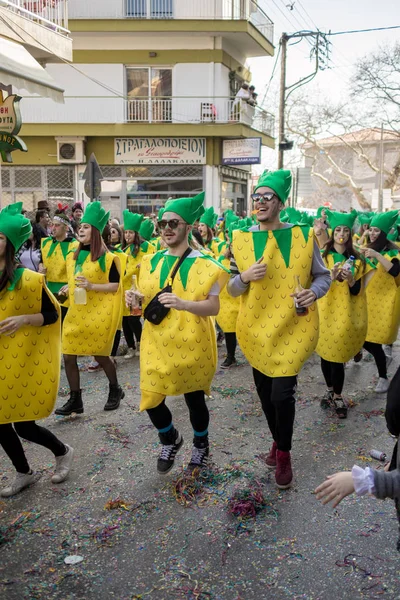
left=158, top=219, right=187, bottom=230
left=251, top=192, right=277, bottom=203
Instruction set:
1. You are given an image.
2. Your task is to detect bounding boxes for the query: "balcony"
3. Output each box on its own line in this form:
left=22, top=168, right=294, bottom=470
left=21, top=95, right=275, bottom=138
left=68, top=0, right=274, bottom=55
left=0, top=0, right=72, bottom=61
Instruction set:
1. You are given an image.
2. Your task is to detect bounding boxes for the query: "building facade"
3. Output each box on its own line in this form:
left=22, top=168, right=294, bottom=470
left=3, top=0, right=275, bottom=217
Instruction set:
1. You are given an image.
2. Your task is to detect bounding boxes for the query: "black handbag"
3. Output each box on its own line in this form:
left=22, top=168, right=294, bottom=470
left=143, top=248, right=192, bottom=325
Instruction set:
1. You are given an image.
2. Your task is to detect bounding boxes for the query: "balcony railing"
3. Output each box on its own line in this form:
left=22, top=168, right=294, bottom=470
left=127, top=96, right=275, bottom=136
left=1, top=0, right=69, bottom=36
left=21, top=95, right=275, bottom=137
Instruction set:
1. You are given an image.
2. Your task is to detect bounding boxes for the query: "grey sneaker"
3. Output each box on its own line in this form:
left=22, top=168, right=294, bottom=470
left=1, top=471, right=37, bottom=497
left=52, top=444, right=74, bottom=484
left=375, top=378, right=390, bottom=393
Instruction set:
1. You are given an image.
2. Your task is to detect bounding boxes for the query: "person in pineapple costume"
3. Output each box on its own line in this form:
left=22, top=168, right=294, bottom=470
left=126, top=192, right=229, bottom=475
left=316, top=210, right=370, bottom=419
left=198, top=207, right=227, bottom=257
left=40, top=206, right=78, bottom=321
left=0, top=204, right=74, bottom=497
left=228, top=170, right=331, bottom=489
left=358, top=210, right=400, bottom=393
left=121, top=211, right=155, bottom=360
left=55, top=202, right=125, bottom=416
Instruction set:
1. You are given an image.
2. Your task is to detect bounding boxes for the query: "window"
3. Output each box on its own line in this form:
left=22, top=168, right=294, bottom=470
left=126, top=67, right=172, bottom=122
left=126, top=0, right=173, bottom=18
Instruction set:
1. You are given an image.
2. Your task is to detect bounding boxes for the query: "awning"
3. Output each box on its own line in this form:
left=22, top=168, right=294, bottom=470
left=0, top=36, right=64, bottom=103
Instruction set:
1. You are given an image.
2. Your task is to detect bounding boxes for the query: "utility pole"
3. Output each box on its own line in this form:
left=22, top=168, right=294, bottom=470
left=378, top=123, right=384, bottom=212
left=278, top=34, right=288, bottom=170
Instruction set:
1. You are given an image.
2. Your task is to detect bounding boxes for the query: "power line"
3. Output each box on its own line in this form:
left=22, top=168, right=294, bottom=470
left=261, top=43, right=281, bottom=105
left=327, top=25, right=400, bottom=36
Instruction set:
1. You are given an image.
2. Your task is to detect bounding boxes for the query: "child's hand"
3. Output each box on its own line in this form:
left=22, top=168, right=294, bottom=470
left=315, top=472, right=355, bottom=508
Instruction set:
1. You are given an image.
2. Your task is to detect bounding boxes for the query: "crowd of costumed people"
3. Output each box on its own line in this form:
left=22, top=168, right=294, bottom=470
left=1, top=171, right=400, bottom=551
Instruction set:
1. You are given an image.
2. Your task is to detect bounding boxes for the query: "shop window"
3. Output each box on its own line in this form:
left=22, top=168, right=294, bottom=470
left=126, top=67, right=172, bottom=122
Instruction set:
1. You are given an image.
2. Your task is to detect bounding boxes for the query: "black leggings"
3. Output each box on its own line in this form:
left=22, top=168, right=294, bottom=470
left=364, top=341, right=387, bottom=378
left=147, top=390, right=209, bottom=436
left=225, top=332, right=237, bottom=358
left=111, top=330, right=121, bottom=357
left=320, top=358, right=345, bottom=395
left=64, top=354, right=118, bottom=391
left=253, top=369, right=297, bottom=452
left=0, top=422, right=66, bottom=474
left=122, top=316, right=142, bottom=348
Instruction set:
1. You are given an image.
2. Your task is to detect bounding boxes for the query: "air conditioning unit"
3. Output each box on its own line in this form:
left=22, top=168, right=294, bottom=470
left=56, top=137, right=86, bottom=164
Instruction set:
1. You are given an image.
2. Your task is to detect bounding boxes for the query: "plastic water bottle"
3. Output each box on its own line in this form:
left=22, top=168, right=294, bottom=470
left=342, top=255, right=355, bottom=272
left=129, top=275, right=142, bottom=317
left=294, top=275, right=308, bottom=317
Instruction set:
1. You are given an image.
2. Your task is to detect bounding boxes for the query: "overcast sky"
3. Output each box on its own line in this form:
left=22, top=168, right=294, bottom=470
left=249, top=0, right=400, bottom=168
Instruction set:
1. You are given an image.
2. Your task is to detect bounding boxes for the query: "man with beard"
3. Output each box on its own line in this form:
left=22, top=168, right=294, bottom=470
left=228, top=170, right=331, bottom=489
left=126, top=192, right=228, bottom=475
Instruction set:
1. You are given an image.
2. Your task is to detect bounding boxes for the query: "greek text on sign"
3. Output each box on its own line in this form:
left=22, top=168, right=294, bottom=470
left=222, top=138, right=261, bottom=165
left=115, top=138, right=206, bottom=165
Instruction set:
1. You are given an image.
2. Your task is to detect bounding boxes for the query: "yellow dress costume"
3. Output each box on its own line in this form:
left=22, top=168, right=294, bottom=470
left=0, top=269, right=61, bottom=424
left=122, top=241, right=155, bottom=318
left=139, top=251, right=229, bottom=410
left=365, top=250, right=400, bottom=345
left=216, top=256, right=239, bottom=333
left=316, top=253, right=369, bottom=363
left=41, top=236, right=79, bottom=296
left=62, top=251, right=122, bottom=356
left=232, top=225, right=319, bottom=377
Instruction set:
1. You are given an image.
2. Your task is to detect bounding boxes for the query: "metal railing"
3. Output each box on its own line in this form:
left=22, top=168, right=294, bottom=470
left=126, top=96, right=275, bottom=136
left=1, top=0, right=69, bottom=36
left=20, top=95, right=275, bottom=136
left=124, top=0, right=273, bottom=43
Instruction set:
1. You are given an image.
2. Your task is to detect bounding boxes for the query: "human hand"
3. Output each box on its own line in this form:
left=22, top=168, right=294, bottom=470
left=38, top=263, right=47, bottom=275
left=341, top=269, right=355, bottom=287
left=362, top=248, right=379, bottom=260
left=314, top=472, right=355, bottom=508
left=313, top=218, right=327, bottom=235
left=331, top=262, right=342, bottom=281
left=58, top=285, right=69, bottom=296
left=75, top=276, right=92, bottom=290
left=158, top=292, right=186, bottom=311
left=240, top=257, right=267, bottom=284
left=125, top=289, right=144, bottom=309
left=0, top=315, right=27, bottom=336
left=291, top=288, right=316, bottom=308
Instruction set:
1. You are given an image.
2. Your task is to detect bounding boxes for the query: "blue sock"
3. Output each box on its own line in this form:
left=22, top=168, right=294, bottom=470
left=158, top=423, right=173, bottom=434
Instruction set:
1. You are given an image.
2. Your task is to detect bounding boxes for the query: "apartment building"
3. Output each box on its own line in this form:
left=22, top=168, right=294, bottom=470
left=3, top=0, right=275, bottom=216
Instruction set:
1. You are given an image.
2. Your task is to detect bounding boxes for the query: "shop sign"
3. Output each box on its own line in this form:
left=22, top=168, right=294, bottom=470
left=0, top=92, right=27, bottom=163
left=222, top=138, right=261, bottom=165
left=115, top=137, right=207, bottom=165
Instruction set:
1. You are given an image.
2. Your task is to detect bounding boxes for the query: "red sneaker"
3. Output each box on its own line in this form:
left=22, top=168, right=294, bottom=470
left=275, top=450, right=293, bottom=489
left=265, top=441, right=278, bottom=469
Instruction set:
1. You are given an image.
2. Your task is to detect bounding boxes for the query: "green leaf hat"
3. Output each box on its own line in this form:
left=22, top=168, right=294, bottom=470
left=254, top=169, right=292, bottom=204
left=0, top=202, right=32, bottom=251
left=199, top=207, right=218, bottom=229
left=370, top=210, right=399, bottom=235
left=325, top=209, right=357, bottom=231
left=164, top=192, right=205, bottom=225
left=123, top=210, right=144, bottom=233
left=139, top=218, right=155, bottom=241
left=81, top=201, right=110, bottom=234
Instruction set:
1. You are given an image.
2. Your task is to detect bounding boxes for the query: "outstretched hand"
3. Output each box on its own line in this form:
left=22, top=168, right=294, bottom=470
left=314, top=472, right=355, bottom=508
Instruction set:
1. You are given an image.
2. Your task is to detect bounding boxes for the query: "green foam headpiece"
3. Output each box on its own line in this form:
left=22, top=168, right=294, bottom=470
left=358, top=214, right=372, bottom=227
left=370, top=210, right=399, bottom=235
left=139, top=218, right=155, bottom=241
left=284, top=207, right=302, bottom=224
left=254, top=169, right=292, bottom=204
left=325, top=210, right=357, bottom=231
left=81, top=201, right=110, bottom=234
left=164, top=192, right=205, bottom=225
left=224, top=209, right=239, bottom=232
left=200, top=207, right=218, bottom=229
left=123, top=210, right=144, bottom=233
left=0, top=202, right=32, bottom=251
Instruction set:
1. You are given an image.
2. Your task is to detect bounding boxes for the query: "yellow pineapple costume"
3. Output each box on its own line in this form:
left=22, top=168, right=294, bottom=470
left=139, top=250, right=229, bottom=410
left=316, top=253, right=369, bottom=362
left=232, top=225, right=319, bottom=377
left=62, top=250, right=122, bottom=356
left=216, top=255, right=239, bottom=333
left=0, top=204, right=61, bottom=424
left=365, top=250, right=400, bottom=344
left=41, top=235, right=79, bottom=299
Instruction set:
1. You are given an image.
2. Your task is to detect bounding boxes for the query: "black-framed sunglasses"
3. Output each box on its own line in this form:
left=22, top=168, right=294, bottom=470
left=251, top=192, right=277, bottom=203
left=158, top=219, right=187, bottom=230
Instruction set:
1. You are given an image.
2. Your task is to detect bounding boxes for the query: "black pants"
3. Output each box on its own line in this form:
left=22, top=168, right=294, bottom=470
left=61, top=305, right=68, bottom=323
left=252, top=369, right=297, bottom=452
left=320, top=358, right=345, bottom=395
left=364, top=341, right=387, bottom=378
left=0, top=422, right=66, bottom=474
left=122, top=316, right=142, bottom=349
left=225, top=332, right=237, bottom=358
left=147, top=390, right=209, bottom=436
left=111, top=330, right=121, bottom=357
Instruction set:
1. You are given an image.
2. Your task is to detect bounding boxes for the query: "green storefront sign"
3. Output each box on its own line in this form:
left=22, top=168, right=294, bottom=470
left=0, top=92, right=27, bottom=163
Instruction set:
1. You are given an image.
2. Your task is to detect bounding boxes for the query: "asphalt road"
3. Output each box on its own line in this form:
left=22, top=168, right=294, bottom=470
left=1, top=342, right=400, bottom=600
